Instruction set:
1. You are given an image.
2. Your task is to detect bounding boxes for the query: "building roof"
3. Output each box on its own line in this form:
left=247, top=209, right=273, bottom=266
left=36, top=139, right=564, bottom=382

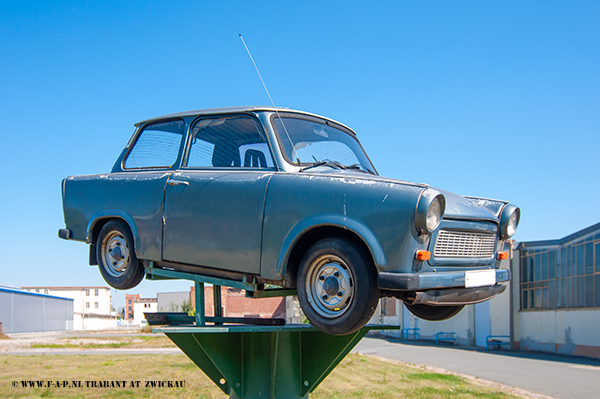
left=518, top=221, right=600, bottom=249
left=0, top=286, right=74, bottom=301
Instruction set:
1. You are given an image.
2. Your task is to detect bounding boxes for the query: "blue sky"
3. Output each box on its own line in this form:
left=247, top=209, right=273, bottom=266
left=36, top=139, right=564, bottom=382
left=1, top=1, right=599, bottom=306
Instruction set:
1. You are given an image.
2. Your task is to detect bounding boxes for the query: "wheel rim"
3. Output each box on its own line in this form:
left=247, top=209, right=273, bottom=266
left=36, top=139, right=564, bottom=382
left=101, top=231, right=131, bottom=278
left=305, top=254, right=354, bottom=318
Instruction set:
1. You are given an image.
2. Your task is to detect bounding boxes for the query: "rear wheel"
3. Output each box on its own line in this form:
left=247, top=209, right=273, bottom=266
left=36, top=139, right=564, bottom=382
left=297, top=238, right=379, bottom=336
left=404, top=303, right=464, bottom=321
left=96, top=220, right=145, bottom=290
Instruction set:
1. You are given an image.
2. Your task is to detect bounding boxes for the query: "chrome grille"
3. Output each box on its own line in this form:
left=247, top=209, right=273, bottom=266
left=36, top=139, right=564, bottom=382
left=433, top=230, right=496, bottom=258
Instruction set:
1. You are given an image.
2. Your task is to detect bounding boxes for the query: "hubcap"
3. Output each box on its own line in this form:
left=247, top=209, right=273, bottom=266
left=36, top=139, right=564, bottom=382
left=101, top=231, right=130, bottom=278
left=305, top=254, right=354, bottom=318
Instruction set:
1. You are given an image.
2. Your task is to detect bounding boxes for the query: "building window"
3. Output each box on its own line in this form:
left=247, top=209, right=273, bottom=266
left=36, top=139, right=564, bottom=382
left=44, top=289, right=48, bottom=294
left=95, top=289, right=99, bottom=296
left=520, top=232, right=600, bottom=310
left=85, top=289, right=90, bottom=296
left=86, top=302, right=90, bottom=308
left=95, top=302, right=99, bottom=309
left=128, top=299, right=132, bottom=305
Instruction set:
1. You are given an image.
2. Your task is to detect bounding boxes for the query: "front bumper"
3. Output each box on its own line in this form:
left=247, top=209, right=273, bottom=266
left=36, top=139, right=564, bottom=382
left=378, top=269, right=510, bottom=306
left=378, top=269, right=510, bottom=291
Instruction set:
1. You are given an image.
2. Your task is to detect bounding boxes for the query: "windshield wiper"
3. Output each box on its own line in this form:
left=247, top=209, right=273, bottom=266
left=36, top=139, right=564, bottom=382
left=347, top=163, right=375, bottom=174
left=300, top=159, right=347, bottom=172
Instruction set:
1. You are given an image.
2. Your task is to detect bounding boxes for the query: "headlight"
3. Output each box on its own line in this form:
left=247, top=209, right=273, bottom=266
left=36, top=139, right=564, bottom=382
left=416, top=189, right=446, bottom=234
left=499, top=204, right=520, bottom=239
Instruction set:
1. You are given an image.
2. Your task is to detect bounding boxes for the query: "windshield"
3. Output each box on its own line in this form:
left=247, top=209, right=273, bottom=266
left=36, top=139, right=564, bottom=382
left=272, top=115, right=376, bottom=174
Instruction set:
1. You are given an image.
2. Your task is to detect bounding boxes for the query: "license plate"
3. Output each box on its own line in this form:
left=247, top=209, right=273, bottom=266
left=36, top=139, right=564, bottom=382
left=465, top=270, right=496, bottom=288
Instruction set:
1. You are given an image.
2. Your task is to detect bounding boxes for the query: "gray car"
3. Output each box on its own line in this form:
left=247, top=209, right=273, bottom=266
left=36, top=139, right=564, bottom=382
left=59, top=106, right=520, bottom=335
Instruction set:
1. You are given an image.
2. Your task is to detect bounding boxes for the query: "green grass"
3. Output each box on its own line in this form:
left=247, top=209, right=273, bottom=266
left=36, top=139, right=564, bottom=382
left=29, top=335, right=175, bottom=349
left=31, top=342, right=130, bottom=349
left=310, top=355, right=523, bottom=399
left=0, top=353, right=529, bottom=399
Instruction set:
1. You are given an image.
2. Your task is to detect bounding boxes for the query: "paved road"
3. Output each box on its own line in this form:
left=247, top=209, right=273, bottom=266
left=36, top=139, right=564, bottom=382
left=353, top=335, right=600, bottom=399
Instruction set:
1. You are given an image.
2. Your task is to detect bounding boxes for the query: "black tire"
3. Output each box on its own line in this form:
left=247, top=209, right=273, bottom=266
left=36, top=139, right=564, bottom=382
left=404, top=303, right=464, bottom=321
left=297, top=238, right=379, bottom=336
left=96, top=220, right=145, bottom=290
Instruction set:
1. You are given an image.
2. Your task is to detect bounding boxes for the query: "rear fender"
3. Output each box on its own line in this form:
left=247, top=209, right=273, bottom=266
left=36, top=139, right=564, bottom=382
left=86, top=211, right=140, bottom=258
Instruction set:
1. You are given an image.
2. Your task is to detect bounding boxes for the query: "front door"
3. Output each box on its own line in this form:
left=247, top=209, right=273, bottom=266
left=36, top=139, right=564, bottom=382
left=163, top=171, right=271, bottom=274
left=162, top=115, right=276, bottom=275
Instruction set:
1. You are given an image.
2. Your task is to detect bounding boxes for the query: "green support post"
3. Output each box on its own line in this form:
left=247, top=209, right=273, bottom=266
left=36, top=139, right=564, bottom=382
left=195, top=281, right=205, bottom=326
left=156, top=324, right=397, bottom=399
left=214, top=285, right=223, bottom=325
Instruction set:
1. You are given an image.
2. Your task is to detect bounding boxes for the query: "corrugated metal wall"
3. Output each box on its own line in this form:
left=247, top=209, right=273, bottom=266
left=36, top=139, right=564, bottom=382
left=0, top=290, right=14, bottom=333
left=0, top=289, right=74, bottom=334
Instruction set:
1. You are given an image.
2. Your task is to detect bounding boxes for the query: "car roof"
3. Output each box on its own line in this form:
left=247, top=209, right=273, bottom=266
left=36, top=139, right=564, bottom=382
left=135, top=106, right=356, bottom=134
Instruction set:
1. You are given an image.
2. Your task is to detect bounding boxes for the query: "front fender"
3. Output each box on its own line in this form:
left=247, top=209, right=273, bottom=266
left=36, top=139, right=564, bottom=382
left=276, top=214, right=387, bottom=276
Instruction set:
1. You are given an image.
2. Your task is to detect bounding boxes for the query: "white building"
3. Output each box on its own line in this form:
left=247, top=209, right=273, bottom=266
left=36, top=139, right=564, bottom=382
left=22, top=286, right=116, bottom=331
left=133, top=297, right=157, bottom=326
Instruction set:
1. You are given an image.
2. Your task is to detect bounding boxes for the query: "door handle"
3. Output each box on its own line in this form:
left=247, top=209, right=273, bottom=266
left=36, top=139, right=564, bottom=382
left=168, top=180, right=189, bottom=186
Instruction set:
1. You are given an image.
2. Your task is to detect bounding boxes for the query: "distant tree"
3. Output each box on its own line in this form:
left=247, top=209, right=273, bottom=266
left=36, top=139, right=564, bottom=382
left=181, top=298, right=193, bottom=315
left=167, top=301, right=179, bottom=312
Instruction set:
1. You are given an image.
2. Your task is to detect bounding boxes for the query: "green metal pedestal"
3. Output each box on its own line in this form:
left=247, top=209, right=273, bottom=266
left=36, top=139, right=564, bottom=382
left=146, top=261, right=398, bottom=398
left=156, top=324, right=396, bottom=399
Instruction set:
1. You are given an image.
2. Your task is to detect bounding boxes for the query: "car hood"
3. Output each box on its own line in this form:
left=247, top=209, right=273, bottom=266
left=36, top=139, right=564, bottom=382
left=301, top=168, right=428, bottom=188
left=434, top=188, right=505, bottom=222
left=315, top=170, right=504, bottom=221
left=302, top=169, right=504, bottom=222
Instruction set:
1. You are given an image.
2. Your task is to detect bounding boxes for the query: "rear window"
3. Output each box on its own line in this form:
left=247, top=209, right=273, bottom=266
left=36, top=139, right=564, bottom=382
left=124, top=119, right=185, bottom=169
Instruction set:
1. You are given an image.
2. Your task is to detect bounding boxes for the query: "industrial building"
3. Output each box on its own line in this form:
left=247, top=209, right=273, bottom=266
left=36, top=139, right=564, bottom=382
left=22, top=286, right=116, bottom=330
left=514, top=221, right=600, bottom=358
left=0, top=285, right=74, bottom=334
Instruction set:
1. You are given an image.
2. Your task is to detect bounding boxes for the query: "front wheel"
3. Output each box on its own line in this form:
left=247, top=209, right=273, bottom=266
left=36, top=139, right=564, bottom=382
left=297, top=238, right=379, bottom=336
left=404, top=303, right=464, bottom=321
left=96, top=220, right=145, bottom=290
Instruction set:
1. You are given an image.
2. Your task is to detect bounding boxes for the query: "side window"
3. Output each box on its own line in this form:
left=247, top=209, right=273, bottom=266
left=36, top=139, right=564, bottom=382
left=124, top=119, right=185, bottom=169
left=187, top=116, right=274, bottom=168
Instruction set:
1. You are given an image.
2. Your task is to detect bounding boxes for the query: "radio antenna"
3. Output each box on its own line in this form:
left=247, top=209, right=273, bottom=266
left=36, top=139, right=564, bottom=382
left=239, top=34, right=299, bottom=164
left=239, top=34, right=277, bottom=109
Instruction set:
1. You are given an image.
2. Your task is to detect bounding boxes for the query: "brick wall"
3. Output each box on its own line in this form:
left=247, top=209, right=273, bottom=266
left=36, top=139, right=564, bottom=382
left=190, top=286, right=285, bottom=318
